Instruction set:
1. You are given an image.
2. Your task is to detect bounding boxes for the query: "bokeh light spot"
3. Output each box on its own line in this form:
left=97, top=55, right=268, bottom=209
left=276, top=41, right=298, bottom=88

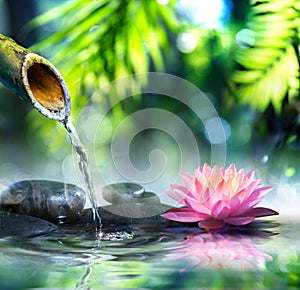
left=204, top=117, right=231, bottom=144
left=236, top=29, right=255, bottom=47
left=178, top=0, right=231, bottom=28
left=177, top=32, right=197, bottom=53
left=157, top=0, right=169, bottom=5
left=285, top=167, right=296, bottom=178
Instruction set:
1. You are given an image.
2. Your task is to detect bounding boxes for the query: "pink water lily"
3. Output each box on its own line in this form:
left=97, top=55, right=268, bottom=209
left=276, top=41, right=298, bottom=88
left=161, top=163, right=278, bottom=230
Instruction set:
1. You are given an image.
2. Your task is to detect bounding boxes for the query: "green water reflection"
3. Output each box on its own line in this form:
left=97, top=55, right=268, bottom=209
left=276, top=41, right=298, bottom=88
left=0, top=220, right=299, bottom=289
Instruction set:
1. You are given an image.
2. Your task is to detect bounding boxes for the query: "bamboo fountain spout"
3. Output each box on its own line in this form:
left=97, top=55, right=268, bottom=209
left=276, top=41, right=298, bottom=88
left=0, top=33, right=70, bottom=121
left=0, top=34, right=102, bottom=232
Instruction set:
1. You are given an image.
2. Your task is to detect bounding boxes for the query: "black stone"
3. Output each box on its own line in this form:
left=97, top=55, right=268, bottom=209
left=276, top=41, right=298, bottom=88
left=68, top=182, right=172, bottom=226
left=0, top=180, right=86, bottom=222
left=102, top=183, right=160, bottom=204
left=77, top=204, right=171, bottom=226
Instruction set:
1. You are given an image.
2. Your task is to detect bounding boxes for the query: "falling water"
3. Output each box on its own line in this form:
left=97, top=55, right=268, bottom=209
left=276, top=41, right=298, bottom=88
left=62, top=117, right=102, bottom=237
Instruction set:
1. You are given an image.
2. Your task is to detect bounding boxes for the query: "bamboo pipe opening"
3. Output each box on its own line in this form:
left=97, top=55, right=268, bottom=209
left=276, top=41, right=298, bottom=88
left=27, top=63, right=65, bottom=112
left=22, top=53, right=71, bottom=121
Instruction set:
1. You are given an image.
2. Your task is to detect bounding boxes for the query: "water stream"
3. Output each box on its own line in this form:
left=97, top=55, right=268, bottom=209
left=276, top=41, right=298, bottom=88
left=62, top=117, right=102, bottom=237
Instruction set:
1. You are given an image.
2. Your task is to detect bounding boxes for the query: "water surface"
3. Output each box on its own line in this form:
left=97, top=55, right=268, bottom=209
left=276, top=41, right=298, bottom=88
left=0, top=219, right=298, bottom=289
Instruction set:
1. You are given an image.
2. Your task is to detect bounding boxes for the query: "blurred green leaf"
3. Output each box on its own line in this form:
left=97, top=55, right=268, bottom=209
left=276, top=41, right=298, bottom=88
left=29, top=0, right=178, bottom=100
left=26, top=0, right=179, bottom=152
left=232, top=0, right=300, bottom=112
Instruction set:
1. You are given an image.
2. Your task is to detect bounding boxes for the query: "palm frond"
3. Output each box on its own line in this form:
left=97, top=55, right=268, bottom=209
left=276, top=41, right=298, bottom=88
left=232, top=0, right=300, bottom=112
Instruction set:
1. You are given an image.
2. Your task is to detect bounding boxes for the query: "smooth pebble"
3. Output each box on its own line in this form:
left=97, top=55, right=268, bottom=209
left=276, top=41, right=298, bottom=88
left=0, top=180, right=86, bottom=222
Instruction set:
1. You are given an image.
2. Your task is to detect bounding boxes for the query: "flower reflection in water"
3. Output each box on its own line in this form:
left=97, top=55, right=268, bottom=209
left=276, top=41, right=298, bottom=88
left=166, top=231, right=273, bottom=272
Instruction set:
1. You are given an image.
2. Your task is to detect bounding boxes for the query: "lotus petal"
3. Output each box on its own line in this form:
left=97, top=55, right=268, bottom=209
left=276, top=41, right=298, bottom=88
left=161, top=163, right=278, bottom=231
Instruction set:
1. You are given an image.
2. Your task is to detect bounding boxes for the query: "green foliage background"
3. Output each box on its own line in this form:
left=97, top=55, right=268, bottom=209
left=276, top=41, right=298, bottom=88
left=232, top=0, right=300, bottom=112
left=27, top=0, right=178, bottom=109
left=1, top=0, right=300, bottom=175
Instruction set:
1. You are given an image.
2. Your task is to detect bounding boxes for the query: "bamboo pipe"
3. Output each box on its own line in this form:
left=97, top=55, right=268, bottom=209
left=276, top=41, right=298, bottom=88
left=0, top=33, right=70, bottom=121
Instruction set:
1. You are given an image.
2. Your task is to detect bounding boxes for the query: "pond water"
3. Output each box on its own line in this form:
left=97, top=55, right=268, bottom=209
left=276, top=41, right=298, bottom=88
left=0, top=217, right=299, bottom=289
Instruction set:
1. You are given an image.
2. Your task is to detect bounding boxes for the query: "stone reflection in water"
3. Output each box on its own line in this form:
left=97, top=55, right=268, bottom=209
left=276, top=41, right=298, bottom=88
left=0, top=211, right=57, bottom=236
left=166, top=232, right=273, bottom=271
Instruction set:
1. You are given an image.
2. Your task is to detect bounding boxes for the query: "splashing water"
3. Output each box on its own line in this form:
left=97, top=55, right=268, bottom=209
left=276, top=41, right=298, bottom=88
left=62, top=117, right=102, bottom=239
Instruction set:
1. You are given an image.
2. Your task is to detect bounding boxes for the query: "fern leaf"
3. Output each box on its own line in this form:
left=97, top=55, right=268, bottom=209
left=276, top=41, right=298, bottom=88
left=232, top=0, right=300, bottom=112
